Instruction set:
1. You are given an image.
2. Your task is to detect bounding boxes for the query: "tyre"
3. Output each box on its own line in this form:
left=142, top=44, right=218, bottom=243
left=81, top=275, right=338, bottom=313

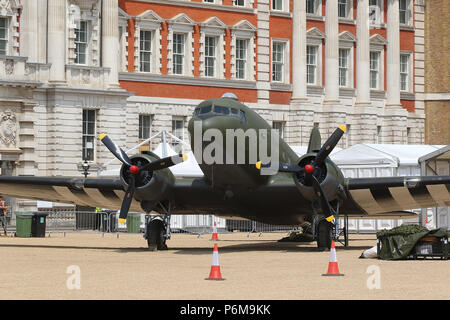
left=147, top=219, right=167, bottom=251
left=316, top=219, right=332, bottom=250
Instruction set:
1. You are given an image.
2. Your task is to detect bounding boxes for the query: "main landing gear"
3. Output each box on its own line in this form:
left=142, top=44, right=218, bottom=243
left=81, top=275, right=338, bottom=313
left=143, top=203, right=171, bottom=251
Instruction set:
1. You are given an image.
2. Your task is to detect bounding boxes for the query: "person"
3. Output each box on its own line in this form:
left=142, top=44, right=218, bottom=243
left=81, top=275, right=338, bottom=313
left=0, top=198, right=8, bottom=236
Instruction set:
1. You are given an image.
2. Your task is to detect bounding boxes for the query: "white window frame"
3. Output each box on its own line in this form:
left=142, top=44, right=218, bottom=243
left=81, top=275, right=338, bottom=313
left=369, top=0, right=384, bottom=26
left=306, top=45, right=319, bottom=85
left=139, top=30, right=153, bottom=73
left=306, top=27, right=325, bottom=87
left=172, top=33, right=186, bottom=75
left=271, top=40, right=287, bottom=83
left=369, top=34, right=386, bottom=91
left=400, top=52, right=412, bottom=92
left=399, top=0, right=412, bottom=26
left=338, top=32, right=355, bottom=88
left=167, top=14, right=195, bottom=76
left=339, top=48, right=350, bottom=87
left=272, top=0, right=289, bottom=12
left=231, top=20, right=256, bottom=81
left=74, top=20, right=89, bottom=65
left=0, top=17, right=8, bottom=56
left=369, top=51, right=380, bottom=90
left=306, top=0, right=321, bottom=16
left=82, top=109, right=97, bottom=162
left=204, top=36, right=217, bottom=77
left=139, top=114, right=152, bottom=140
left=200, top=17, right=227, bottom=79
left=234, top=0, right=246, bottom=6
left=235, top=38, right=248, bottom=80
left=338, top=0, right=352, bottom=19
left=135, top=10, right=164, bottom=75
left=171, top=116, right=185, bottom=152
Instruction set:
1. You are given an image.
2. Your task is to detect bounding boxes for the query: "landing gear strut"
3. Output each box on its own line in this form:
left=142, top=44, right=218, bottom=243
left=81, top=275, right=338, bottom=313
left=144, top=203, right=171, bottom=251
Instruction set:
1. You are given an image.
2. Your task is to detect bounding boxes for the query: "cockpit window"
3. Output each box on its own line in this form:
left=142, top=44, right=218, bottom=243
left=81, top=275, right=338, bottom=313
left=199, top=106, right=212, bottom=115
left=231, top=108, right=239, bottom=116
left=213, top=105, right=230, bottom=115
left=240, top=111, right=246, bottom=123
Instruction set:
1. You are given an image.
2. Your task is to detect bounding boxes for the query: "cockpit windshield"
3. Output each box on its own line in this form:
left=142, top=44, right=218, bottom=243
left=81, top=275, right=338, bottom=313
left=193, top=104, right=246, bottom=123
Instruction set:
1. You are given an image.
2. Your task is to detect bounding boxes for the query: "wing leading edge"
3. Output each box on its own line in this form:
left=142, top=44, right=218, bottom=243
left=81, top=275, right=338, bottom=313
left=345, top=175, right=450, bottom=216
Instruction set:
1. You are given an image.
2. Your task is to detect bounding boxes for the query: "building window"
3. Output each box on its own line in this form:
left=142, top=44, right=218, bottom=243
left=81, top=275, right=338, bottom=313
left=306, top=46, right=318, bottom=85
left=0, top=17, right=8, bottom=55
left=236, top=39, right=247, bottom=79
left=306, top=0, right=316, bottom=14
left=205, top=36, right=217, bottom=77
left=400, top=54, right=409, bottom=91
left=172, top=117, right=184, bottom=152
left=339, top=49, right=350, bottom=87
left=234, top=0, right=245, bottom=6
left=272, top=0, right=283, bottom=11
left=75, top=20, right=88, bottom=65
left=173, top=33, right=185, bottom=75
left=370, top=51, right=380, bottom=89
left=272, top=121, right=284, bottom=139
left=139, top=115, right=152, bottom=140
left=338, top=0, right=349, bottom=18
left=369, top=0, right=381, bottom=24
left=140, top=30, right=152, bottom=72
left=399, top=0, right=410, bottom=25
left=272, top=42, right=284, bottom=82
left=82, top=110, right=96, bottom=161
left=204, top=0, right=214, bottom=2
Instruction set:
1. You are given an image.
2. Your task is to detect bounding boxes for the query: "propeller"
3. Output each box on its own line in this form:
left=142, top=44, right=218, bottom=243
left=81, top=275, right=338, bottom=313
left=256, top=125, right=346, bottom=222
left=99, top=133, right=187, bottom=223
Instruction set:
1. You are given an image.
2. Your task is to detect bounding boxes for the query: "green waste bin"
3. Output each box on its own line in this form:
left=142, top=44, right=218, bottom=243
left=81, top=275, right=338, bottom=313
left=16, top=213, right=33, bottom=238
left=127, top=213, right=141, bottom=234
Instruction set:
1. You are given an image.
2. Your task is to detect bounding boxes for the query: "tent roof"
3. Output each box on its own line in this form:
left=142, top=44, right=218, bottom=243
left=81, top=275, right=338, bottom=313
left=418, top=145, right=450, bottom=163
left=330, top=144, right=446, bottom=167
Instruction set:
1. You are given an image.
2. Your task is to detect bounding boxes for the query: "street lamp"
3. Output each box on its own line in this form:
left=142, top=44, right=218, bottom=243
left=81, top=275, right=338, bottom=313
left=81, top=160, right=90, bottom=178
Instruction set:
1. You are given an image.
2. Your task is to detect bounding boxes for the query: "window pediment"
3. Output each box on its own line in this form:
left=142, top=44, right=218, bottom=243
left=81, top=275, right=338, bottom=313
left=136, top=10, right=164, bottom=29
left=307, top=27, right=326, bottom=40
left=339, top=31, right=356, bottom=43
left=370, top=34, right=387, bottom=45
left=232, top=20, right=257, bottom=32
left=168, top=13, right=196, bottom=27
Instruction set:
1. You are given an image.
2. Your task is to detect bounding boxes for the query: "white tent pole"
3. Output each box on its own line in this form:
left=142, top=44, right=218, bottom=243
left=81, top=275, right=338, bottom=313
left=101, top=131, right=163, bottom=169
left=162, top=130, right=167, bottom=158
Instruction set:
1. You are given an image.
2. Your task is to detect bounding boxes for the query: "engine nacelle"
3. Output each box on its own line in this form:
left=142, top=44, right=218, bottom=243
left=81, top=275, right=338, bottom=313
left=293, top=153, right=344, bottom=202
left=120, top=152, right=175, bottom=203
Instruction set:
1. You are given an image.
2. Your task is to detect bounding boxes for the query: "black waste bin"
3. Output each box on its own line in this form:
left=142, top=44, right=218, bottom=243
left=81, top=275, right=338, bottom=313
left=31, top=213, right=48, bottom=237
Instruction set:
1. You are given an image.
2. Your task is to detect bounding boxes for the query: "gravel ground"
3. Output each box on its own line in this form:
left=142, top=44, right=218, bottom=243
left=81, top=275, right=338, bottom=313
left=0, top=232, right=448, bottom=300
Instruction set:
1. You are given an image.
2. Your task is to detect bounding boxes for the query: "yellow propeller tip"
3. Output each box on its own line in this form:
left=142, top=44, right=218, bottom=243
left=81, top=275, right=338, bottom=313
left=118, top=218, right=126, bottom=224
left=99, top=133, right=107, bottom=140
left=182, top=154, right=188, bottom=161
left=338, top=125, right=347, bottom=133
left=326, top=215, right=335, bottom=222
left=256, top=161, right=262, bottom=170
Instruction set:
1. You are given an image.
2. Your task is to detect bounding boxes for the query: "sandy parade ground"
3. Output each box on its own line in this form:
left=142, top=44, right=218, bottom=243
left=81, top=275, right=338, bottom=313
left=0, top=231, right=448, bottom=300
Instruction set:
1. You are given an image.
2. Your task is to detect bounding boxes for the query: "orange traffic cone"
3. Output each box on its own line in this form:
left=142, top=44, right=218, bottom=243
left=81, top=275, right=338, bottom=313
left=205, top=243, right=225, bottom=281
left=211, top=221, right=219, bottom=241
left=322, top=241, right=344, bottom=276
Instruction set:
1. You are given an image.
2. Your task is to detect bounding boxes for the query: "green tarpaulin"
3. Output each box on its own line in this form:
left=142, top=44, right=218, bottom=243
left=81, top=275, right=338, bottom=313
left=377, top=227, right=448, bottom=260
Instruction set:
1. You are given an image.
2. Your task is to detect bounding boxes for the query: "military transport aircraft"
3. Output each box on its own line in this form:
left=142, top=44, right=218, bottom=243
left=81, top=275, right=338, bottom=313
left=0, top=93, right=449, bottom=250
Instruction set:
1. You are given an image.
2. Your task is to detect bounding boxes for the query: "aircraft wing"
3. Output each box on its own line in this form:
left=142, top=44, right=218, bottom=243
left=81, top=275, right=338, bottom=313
left=343, top=175, right=450, bottom=217
left=0, top=176, right=144, bottom=212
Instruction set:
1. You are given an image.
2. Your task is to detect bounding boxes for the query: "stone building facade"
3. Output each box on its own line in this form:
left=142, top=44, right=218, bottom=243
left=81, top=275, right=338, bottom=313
left=0, top=0, right=427, bottom=210
left=423, top=0, right=449, bottom=145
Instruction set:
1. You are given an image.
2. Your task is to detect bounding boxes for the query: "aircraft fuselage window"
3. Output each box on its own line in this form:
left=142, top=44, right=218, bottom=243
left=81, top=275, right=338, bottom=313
left=240, top=111, right=246, bottom=123
left=214, top=105, right=230, bottom=115
left=231, top=108, right=239, bottom=116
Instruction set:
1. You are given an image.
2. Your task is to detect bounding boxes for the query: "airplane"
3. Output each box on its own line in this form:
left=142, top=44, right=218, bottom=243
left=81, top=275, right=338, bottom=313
left=0, top=93, right=449, bottom=251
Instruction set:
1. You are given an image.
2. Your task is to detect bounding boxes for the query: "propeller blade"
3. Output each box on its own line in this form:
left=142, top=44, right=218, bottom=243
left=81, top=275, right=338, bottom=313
left=313, top=125, right=346, bottom=167
left=139, top=154, right=187, bottom=172
left=311, top=175, right=335, bottom=221
left=118, top=175, right=136, bottom=223
left=256, top=161, right=304, bottom=174
left=99, top=134, right=133, bottom=167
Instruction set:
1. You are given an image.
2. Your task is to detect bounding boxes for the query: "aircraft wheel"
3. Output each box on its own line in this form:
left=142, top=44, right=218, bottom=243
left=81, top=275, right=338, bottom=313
left=316, top=219, right=332, bottom=250
left=147, top=219, right=167, bottom=251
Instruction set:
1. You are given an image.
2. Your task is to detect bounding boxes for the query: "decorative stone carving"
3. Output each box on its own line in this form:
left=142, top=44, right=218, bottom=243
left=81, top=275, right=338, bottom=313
left=0, top=110, right=17, bottom=147
left=5, top=59, right=14, bottom=75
